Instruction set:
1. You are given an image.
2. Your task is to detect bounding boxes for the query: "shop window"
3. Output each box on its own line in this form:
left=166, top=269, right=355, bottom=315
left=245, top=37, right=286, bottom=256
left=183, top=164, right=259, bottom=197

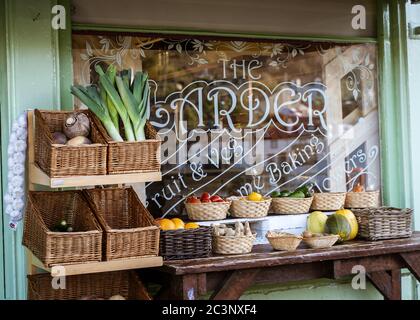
left=72, top=34, right=381, bottom=216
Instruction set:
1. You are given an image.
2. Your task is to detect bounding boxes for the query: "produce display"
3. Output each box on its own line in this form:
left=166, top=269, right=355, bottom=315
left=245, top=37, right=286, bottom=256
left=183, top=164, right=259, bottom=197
left=186, top=192, right=227, bottom=204
left=213, top=222, right=253, bottom=237
left=51, top=112, right=92, bottom=146
left=246, top=192, right=263, bottom=201
left=51, top=219, right=73, bottom=233
left=71, top=65, right=150, bottom=142
left=306, top=211, right=328, bottom=234
left=212, top=222, right=255, bottom=255
left=155, top=217, right=199, bottom=231
left=271, top=183, right=314, bottom=199
left=324, top=209, right=358, bottom=241
left=305, top=209, right=359, bottom=244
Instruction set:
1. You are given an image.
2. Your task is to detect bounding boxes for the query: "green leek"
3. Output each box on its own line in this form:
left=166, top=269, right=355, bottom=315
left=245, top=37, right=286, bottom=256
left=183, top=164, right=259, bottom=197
left=95, top=65, right=135, bottom=142
left=70, top=85, right=123, bottom=142
left=115, top=74, right=149, bottom=141
left=104, top=65, right=119, bottom=131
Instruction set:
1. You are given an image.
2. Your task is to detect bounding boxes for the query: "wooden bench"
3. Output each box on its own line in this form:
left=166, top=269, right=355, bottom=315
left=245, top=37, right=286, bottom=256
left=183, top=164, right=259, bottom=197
left=144, top=231, right=420, bottom=300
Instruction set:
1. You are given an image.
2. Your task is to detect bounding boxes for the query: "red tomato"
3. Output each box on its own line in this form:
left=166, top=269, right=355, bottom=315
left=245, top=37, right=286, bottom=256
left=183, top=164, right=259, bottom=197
left=200, top=192, right=211, bottom=201
left=186, top=196, right=201, bottom=204
left=210, top=195, right=223, bottom=202
left=201, top=199, right=211, bottom=203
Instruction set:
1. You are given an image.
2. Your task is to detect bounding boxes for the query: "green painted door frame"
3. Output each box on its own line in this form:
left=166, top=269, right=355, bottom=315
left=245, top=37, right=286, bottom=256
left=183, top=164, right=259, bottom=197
left=0, top=0, right=417, bottom=299
left=0, top=0, right=7, bottom=301
left=1, top=0, right=70, bottom=299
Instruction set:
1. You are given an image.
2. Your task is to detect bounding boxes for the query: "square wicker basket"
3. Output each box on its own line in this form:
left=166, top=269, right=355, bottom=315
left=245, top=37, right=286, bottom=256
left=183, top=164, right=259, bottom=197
left=22, top=190, right=102, bottom=267
left=91, top=114, right=161, bottom=174
left=28, top=271, right=150, bottom=300
left=34, top=109, right=107, bottom=177
left=84, top=187, right=160, bottom=261
left=352, top=207, right=413, bottom=240
left=160, top=226, right=212, bottom=260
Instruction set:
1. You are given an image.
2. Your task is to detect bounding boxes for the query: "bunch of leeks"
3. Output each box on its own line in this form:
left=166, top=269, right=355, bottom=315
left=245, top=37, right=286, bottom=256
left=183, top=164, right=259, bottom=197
left=70, top=64, right=150, bottom=142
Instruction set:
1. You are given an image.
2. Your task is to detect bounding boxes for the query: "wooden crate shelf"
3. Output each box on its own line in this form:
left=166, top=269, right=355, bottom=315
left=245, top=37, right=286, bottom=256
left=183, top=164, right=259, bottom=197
left=27, top=250, right=163, bottom=276
left=30, top=163, right=162, bottom=188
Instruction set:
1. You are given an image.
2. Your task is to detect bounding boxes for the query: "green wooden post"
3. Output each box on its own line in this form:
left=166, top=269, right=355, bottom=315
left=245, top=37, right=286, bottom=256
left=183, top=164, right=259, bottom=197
left=0, top=0, right=7, bottom=300
left=0, top=0, right=72, bottom=299
left=378, top=0, right=418, bottom=300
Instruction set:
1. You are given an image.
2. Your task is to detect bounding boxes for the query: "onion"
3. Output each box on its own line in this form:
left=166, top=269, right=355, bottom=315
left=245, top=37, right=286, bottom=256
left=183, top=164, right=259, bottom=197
left=66, top=136, right=92, bottom=146
left=63, top=113, right=90, bottom=139
left=52, top=132, right=67, bottom=144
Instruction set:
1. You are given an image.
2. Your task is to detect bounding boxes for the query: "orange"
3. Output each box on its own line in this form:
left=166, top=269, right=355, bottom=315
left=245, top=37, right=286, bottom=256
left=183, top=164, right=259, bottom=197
left=185, top=222, right=200, bottom=229
left=156, top=218, right=176, bottom=230
left=171, top=218, right=185, bottom=229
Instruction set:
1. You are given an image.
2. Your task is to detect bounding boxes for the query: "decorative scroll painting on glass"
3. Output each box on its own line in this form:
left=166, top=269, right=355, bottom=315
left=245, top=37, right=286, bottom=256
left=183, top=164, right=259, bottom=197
left=72, top=35, right=380, bottom=217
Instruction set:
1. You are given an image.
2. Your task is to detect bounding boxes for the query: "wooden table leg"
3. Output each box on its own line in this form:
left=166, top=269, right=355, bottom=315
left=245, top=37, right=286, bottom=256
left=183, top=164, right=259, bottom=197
left=367, top=269, right=401, bottom=300
left=158, top=274, right=200, bottom=300
left=400, top=252, right=420, bottom=280
left=210, top=269, right=259, bottom=300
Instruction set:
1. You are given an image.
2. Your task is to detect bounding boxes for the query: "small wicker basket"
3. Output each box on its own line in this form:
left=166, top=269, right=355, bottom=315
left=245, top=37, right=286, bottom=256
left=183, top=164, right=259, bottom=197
left=303, top=235, right=339, bottom=249
left=345, top=191, right=380, bottom=208
left=271, top=197, right=313, bottom=214
left=230, top=197, right=271, bottom=218
left=91, top=114, right=161, bottom=174
left=160, top=226, right=212, bottom=260
left=22, top=190, right=102, bottom=267
left=311, top=192, right=346, bottom=211
left=352, top=207, right=413, bottom=240
left=28, top=271, right=150, bottom=300
left=185, top=201, right=231, bottom=221
left=213, top=235, right=255, bottom=255
left=84, top=187, right=160, bottom=261
left=266, top=233, right=302, bottom=251
left=34, top=109, right=107, bottom=177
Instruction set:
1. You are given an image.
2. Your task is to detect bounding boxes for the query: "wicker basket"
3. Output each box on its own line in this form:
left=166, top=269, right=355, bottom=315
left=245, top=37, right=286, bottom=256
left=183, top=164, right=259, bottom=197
left=352, top=207, right=413, bottom=240
left=230, top=197, right=272, bottom=218
left=28, top=271, right=151, bottom=300
left=345, top=191, right=380, bottom=208
left=266, top=233, right=302, bottom=251
left=271, top=197, right=313, bottom=214
left=34, top=109, right=107, bottom=177
left=311, top=192, right=346, bottom=211
left=185, top=201, right=231, bottom=221
left=213, top=235, right=255, bottom=255
left=160, top=226, right=212, bottom=260
left=91, top=114, right=161, bottom=174
left=84, top=187, right=160, bottom=261
left=303, top=235, right=339, bottom=249
left=22, top=190, right=102, bottom=267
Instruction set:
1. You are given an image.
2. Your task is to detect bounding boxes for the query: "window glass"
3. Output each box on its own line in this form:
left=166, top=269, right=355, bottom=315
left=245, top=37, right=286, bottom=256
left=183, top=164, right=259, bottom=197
left=72, top=34, right=380, bottom=217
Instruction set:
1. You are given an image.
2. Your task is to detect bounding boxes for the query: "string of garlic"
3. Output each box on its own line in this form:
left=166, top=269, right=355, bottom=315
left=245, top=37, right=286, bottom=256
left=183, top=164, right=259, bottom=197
left=4, top=111, right=28, bottom=230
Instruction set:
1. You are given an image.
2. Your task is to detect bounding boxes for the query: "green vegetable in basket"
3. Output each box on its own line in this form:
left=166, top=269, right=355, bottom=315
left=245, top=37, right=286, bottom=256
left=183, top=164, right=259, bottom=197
left=289, top=191, right=305, bottom=198
left=95, top=65, right=136, bottom=141
left=70, top=85, right=123, bottom=142
left=103, top=65, right=119, bottom=131
left=280, top=190, right=291, bottom=197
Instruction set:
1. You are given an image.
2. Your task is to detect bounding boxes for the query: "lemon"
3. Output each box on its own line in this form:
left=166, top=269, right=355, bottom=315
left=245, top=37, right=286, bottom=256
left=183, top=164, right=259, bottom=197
left=247, top=192, right=263, bottom=202
left=171, top=218, right=185, bottom=229
left=185, top=222, right=200, bottom=229
left=156, top=218, right=176, bottom=230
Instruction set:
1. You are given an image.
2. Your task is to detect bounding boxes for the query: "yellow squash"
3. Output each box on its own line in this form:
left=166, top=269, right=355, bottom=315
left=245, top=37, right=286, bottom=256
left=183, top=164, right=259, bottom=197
left=335, top=209, right=358, bottom=240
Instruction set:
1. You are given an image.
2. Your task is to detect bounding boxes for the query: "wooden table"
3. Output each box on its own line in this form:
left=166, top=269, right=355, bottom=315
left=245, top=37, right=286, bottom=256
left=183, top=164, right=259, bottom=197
left=146, top=232, right=420, bottom=300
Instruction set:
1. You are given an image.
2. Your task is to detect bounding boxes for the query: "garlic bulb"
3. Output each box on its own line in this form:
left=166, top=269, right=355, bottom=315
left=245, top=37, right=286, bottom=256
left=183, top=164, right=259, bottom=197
left=4, top=111, right=28, bottom=229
